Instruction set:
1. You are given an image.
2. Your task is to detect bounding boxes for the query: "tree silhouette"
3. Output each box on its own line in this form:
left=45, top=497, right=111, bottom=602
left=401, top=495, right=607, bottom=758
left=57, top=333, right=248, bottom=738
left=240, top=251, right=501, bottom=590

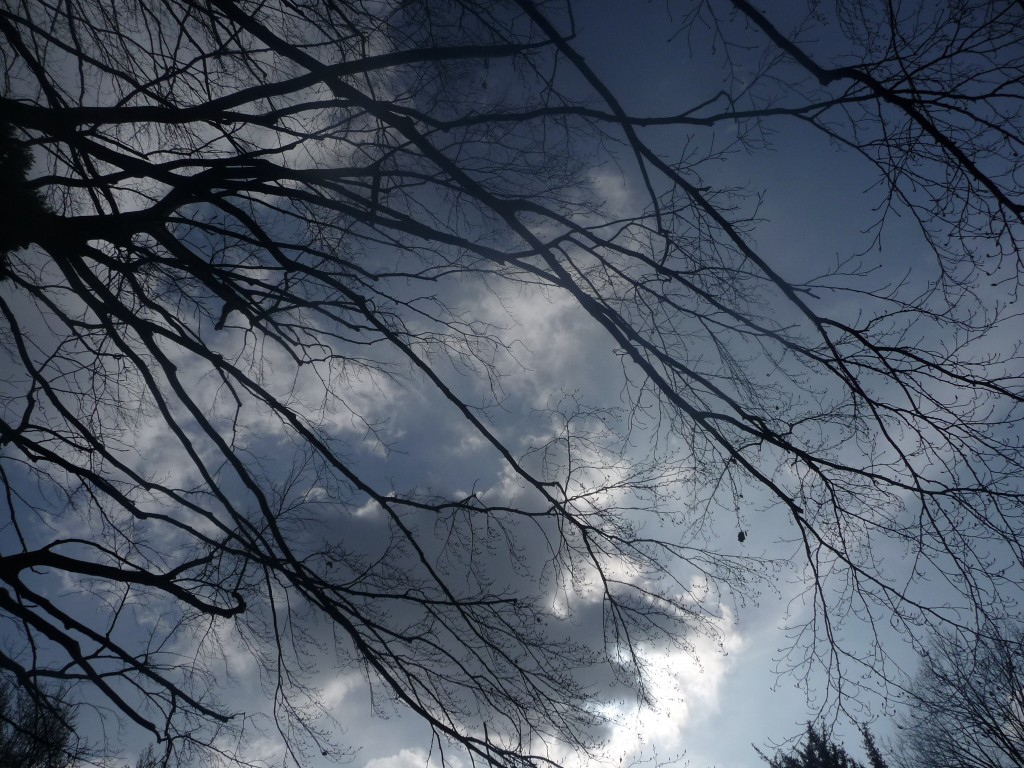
left=0, top=116, right=50, bottom=268
left=892, top=621, right=1024, bottom=768
left=759, top=724, right=889, bottom=768
left=1, top=0, right=1023, bottom=765
left=0, top=679, right=82, bottom=768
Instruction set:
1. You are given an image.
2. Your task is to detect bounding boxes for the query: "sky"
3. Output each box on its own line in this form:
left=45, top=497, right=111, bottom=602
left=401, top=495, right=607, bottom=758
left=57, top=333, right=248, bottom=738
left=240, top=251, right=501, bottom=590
left=205, top=7, right=931, bottom=761
left=319, top=1, right=1018, bottom=763
left=2, top=1, right=1022, bottom=768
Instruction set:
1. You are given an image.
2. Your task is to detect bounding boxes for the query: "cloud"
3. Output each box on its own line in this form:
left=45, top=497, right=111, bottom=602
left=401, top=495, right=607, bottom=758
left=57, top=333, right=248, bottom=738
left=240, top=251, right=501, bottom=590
left=588, top=168, right=637, bottom=219
left=322, top=674, right=362, bottom=709
left=364, top=748, right=464, bottom=768
left=593, top=613, right=744, bottom=766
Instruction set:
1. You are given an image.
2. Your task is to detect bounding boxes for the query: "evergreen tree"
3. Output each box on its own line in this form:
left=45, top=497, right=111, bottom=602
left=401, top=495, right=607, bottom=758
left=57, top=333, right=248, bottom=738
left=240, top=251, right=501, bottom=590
left=0, top=117, right=50, bottom=267
left=758, top=724, right=890, bottom=768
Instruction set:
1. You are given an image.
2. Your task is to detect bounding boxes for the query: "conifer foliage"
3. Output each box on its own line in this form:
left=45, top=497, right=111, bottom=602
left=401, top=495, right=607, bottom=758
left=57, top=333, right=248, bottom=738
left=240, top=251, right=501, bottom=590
left=758, top=724, right=889, bottom=768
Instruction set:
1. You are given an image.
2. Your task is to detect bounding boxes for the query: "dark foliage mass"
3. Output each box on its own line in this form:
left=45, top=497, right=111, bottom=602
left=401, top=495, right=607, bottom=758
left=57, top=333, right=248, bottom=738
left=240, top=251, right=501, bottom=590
left=759, top=724, right=888, bottom=768
left=0, top=118, right=50, bottom=265
left=1, top=0, right=1023, bottom=764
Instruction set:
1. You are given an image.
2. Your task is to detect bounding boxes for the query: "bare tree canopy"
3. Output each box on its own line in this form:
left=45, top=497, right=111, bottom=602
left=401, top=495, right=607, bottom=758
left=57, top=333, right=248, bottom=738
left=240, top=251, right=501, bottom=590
left=1, top=0, right=1023, bottom=764
left=0, top=679, right=81, bottom=768
left=893, top=622, right=1024, bottom=768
